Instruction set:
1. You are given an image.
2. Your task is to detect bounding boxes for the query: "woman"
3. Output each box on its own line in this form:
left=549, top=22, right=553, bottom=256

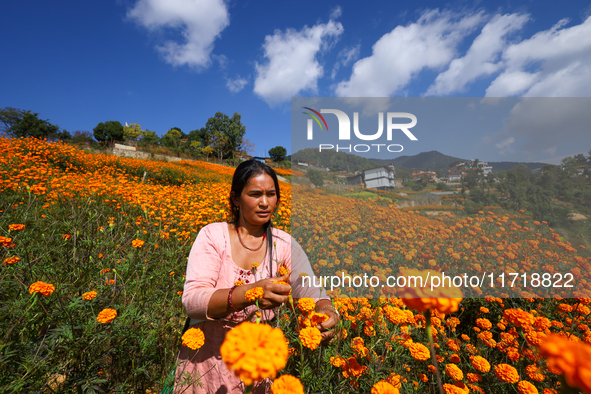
left=175, top=160, right=338, bottom=394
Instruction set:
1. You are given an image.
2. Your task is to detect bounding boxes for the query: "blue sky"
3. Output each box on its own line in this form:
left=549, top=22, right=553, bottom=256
left=2, top=1, right=591, bottom=163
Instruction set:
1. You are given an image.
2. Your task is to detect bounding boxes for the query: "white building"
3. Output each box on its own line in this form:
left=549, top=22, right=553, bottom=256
left=363, top=165, right=396, bottom=190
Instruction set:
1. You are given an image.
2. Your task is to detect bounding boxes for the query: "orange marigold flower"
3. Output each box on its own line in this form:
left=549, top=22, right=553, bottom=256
left=539, top=334, right=591, bottom=394
left=297, top=298, right=316, bottom=313
left=398, top=268, right=463, bottom=314
left=271, top=374, right=304, bottom=394
left=476, top=318, right=492, bottom=330
left=445, top=363, right=464, bottom=381
left=82, top=291, right=97, bottom=300
left=131, top=239, right=144, bottom=248
left=330, top=355, right=346, bottom=368
left=181, top=327, right=205, bottom=350
left=8, top=224, right=25, bottom=231
left=525, top=365, right=545, bottom=382
left=443, top=383, right=469, bottom=394
left=245, top=287, right=264, bottom=302
left=62, top=234, right=71, bottom=240
left=97, top=308, right=117, bottom=323
left=517, top=380, right=539, bottom=394
left=220, top=322, right=288, bottom=385
left=495, top=363, right=520, bottom=383
left=29, top=281, right=55, bottom=297
left=408, top=342, right=430, bottom=361
left=371, top=381, right=400, bottom=394
left=3, top=256, right=20, bottom=265
left=235, top=280, right=245, bottom=286
left=503, top=308, right=535, bottom=328
left=299, top=327, right=322, bottom=350
left=471, top=356, right=491, bottom=373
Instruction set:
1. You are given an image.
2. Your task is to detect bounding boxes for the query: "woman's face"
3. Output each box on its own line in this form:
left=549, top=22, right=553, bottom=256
left=233, top=172, right=278, bottom=227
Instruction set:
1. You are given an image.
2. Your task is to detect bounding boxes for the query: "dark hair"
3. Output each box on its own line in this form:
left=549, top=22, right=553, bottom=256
left=229, top=160, right=281, bottom=274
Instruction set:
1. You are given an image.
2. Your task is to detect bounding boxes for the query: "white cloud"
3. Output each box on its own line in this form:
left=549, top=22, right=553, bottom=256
left=486, top=16, right=591, bottom=96
left=226, top=76, right=248, bottom=93
left=127, top=0, right=229, bottom=68
left=495, top=136, right=515, bottom=155
left=331, top=45, right=360, bottom=79
left=335, top=9, right=484, bottom=97
left=253, top=20, right=344, bottom=105
left=426, top=13, right=529, bottom=96
left=330, top=6, right=342, bottom=20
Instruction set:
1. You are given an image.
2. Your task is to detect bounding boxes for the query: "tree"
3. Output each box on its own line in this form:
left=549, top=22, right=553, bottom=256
left=10, top=110, right=59, bottom=138
left=72, top=130, right=94, bottom=143
left=269, top=146, right=287, bottom=162
left=140, top=130, right=160, bottom=145
left=123, top=123, right=143, bottom=141
left=307, top=169, right=324, bottom=187
left=202, top=146, right=214, bottom=161
left=161, top=128, right=183, bottom=149
left=189, top=140, right=202, bottom=155
left=200, top=112, right=246, bottom=160
left=93, top=121, right=124, bottom=143
left=239, top=139, right=256, bottom=157
left=0, top=107, right=26, bottom=134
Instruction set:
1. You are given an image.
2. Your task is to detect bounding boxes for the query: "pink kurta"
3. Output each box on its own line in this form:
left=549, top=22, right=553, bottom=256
left=174, top=222, right=326, bottom=394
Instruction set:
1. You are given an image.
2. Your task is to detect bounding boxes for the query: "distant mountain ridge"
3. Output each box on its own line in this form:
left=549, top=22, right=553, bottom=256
left=291, top=148, right=550, bottom=174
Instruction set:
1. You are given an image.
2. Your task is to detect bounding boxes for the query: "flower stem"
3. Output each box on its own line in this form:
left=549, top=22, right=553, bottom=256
left=426, top=310, right=444, bottom=394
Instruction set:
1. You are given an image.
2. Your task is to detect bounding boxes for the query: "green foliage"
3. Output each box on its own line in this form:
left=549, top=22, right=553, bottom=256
left=93, top=121, right=124, bottom=143
left=9, top=110, right=59, bottom=138
left=161, top=128, right=183, bottom=149
left=123, top=123, right=143, bottom=142
left=269, top=146, right=287, bottom=162
left=307, top=169, right=324, bottom=187
left=0, top=194, right=188, bottom=392
left=200, top=112, right=246, bottom=160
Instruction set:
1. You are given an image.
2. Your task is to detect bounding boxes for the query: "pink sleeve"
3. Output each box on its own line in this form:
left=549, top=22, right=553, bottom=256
left=274, top=230, right=329, bottom=301
left=182, top=225, right=223, bottom=321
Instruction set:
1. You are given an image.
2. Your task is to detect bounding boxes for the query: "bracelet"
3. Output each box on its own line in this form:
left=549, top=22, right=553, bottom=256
left=228, top=285, right=240, bottom=312
left=318, top=304, right=340, bottom=317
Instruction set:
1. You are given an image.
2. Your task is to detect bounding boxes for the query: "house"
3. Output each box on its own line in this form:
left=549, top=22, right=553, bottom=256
left=347, top=165, right=396, bottom=190
left=412, top=169, right=437, bottom=182
left=447, top=160, right=492, bottom=181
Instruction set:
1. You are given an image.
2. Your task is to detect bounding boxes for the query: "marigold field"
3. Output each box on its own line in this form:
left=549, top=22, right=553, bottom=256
left=1, top=137, right=591, bottom=394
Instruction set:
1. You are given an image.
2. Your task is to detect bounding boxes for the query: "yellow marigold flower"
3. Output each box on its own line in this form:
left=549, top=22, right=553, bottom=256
left=82, top=291, right=97, bottom=300
left=251, top=262, right=259, bottom=269
left=3, top=256, right=20, bottom=265
left=181, top=327, right=205, bottom=350
left=271, top=374, right=304, bottom=394
left=131, top=239, right=144, bottom=248
left=220, top=322, right=288, bottom=386
left=495, top=363, right=520, bottom=383
left=371, top=381, right=400, bottom=394
left=471, top=356, right=491, bottom=373
left=539, top=334, right=591, bottom=394
left=8, top=224, right=25, bottom=231
left=245, top=287, right=264, bottom=302
left=234, top=280, right=245, bottom=286
left=29, top=281, right=55, bottom=297
left=97, top=308, right=117, bottom=323
left=408, top=342, right=430, bottom=361
left=517, top=380, right=539, bottom=394
left=278, top=265, right=289, bottom=276
left=445, top=363, right=464, bottom=381
left=297, top=298, right=316, bottom=313
left=398, top=268, right=463, bottom=314
left=299, top=327, right=322, bottom=350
